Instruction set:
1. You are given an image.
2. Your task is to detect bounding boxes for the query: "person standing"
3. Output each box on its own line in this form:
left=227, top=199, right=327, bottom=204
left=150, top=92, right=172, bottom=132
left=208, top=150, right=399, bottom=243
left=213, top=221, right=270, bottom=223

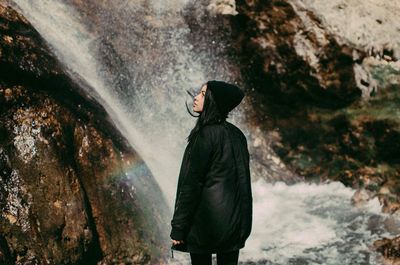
left=170, top=80, right=253, bottom=265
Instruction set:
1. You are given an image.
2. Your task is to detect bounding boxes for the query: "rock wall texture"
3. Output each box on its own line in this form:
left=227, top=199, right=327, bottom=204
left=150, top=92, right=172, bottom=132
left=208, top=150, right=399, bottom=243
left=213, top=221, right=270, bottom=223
left=206, top=0, right=400, bottom=212
left=224, top=0, right=400, bottom=262
left=0, top=2, right=169, bottom=264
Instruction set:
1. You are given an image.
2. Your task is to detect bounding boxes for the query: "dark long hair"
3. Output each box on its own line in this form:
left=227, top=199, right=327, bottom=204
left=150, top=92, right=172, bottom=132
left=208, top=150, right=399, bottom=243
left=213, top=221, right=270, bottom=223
left=185, top=83, right=227, bottom=143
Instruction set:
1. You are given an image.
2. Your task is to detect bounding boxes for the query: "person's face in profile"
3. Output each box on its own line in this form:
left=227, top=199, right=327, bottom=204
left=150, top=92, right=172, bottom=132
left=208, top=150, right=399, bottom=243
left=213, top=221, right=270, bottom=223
left=193, top=84, right=207, bottom=113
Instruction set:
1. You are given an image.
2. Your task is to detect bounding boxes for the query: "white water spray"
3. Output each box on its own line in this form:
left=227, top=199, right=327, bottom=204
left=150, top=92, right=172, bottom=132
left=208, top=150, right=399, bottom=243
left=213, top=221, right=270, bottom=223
left=10, top=0, right=204, bottom=210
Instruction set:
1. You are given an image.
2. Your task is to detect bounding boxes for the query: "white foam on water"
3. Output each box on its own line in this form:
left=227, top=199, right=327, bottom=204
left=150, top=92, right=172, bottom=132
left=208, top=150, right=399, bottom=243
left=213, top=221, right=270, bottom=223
left=239, top=178, right=392, bottom=264
left=168, top=178, right=393, bottom=264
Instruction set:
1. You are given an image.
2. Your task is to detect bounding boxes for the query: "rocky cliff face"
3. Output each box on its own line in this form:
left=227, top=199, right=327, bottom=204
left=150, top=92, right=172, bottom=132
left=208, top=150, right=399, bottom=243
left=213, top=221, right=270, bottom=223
left=0, top=2, right=169, bottom=264
left=183, top=0, right=400, bottom=190
left=225, top=0, right=400, bottom=262
left=199, top=0, right=400, bottom=208
left=230, top=0, right=400, bottom=196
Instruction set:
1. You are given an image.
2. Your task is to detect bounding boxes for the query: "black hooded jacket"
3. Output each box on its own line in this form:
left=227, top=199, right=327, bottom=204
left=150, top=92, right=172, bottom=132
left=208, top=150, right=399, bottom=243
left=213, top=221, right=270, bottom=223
left=170, top=120, right=253, bottom=254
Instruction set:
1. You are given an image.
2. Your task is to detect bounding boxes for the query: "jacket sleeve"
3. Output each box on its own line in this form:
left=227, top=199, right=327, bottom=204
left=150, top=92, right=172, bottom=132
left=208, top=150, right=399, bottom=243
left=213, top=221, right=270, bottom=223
left=170, top=128, right=214, bottom=241
left=238, top=136, right=253, bottom=240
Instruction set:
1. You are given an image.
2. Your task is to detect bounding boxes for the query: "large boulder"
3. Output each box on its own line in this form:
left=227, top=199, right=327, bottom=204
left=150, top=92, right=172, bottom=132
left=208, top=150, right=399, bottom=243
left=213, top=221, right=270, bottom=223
left=0, top=2, right=169, bottom=264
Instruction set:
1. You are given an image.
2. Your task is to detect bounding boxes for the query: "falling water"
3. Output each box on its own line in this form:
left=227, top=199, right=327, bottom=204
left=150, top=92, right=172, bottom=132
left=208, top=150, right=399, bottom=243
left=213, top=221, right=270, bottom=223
left=10, top=0, right=209, bottom=210
left=10, top=1, right=399, bottom=264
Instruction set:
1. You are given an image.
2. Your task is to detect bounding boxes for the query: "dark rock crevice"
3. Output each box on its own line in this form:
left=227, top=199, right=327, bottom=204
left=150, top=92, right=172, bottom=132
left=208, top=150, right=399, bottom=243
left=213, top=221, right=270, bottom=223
left=0, top=234, right=14, bottom=265
left=60, top=123, right=103, bottom=265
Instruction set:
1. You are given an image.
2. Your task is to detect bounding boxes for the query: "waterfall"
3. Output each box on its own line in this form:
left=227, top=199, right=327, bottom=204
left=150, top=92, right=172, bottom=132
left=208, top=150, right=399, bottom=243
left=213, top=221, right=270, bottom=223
left=10, top=0, right=208, bottom=211
left=10, top=1, right=399, bottom=264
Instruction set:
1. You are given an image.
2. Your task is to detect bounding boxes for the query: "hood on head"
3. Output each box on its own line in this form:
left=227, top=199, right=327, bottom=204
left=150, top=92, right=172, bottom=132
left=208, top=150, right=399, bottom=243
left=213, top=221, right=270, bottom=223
left=206, top=80, right=245, bottom=115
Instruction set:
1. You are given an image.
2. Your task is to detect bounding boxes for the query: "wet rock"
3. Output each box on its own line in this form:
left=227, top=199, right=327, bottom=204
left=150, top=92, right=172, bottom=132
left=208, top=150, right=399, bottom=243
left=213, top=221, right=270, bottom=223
left=207, top=0, right=238, bottom=16
left=374, top=236, right=400, bottom=263
left=247, top=126, right=304, bottom=184
left=351, top=188, right=375, bottom=208
left=0, top=2, right=169, bottom=264
left=200, top=0, right=400, bottom=212
left=215, top=1, right=400, bottom=259
left=180, top=0, right=400, bottom=194
left=229, top=0, right=362, bottom=109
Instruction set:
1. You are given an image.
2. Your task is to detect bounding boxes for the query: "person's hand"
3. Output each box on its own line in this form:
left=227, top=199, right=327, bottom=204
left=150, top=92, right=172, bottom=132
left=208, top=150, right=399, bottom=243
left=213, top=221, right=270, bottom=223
left=171, top=239, right=184, bottom=245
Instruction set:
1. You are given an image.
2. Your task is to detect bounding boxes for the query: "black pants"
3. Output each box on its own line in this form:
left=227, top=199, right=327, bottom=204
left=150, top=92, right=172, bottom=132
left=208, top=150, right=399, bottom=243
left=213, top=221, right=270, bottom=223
left=190, top=250, right=239, bottom=265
